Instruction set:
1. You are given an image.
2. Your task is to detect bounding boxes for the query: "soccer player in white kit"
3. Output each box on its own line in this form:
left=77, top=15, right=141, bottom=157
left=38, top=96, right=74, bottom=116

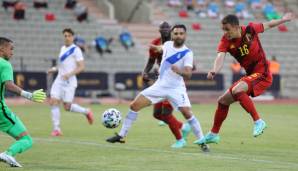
left=107, top=24, right=209, bottom=152
left=47, top=28, right=94, bottom=136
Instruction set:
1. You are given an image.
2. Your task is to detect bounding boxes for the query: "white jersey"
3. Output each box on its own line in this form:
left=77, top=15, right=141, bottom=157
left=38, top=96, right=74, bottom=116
left=155, top=41, right=193, bottom=88
left=56, top=44, right=84, bottom=87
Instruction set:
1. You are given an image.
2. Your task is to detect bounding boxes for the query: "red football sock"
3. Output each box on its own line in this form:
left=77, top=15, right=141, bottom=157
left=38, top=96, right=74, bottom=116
left=211, top=103, right=229, bottom=134
left=154, top=113, right=183, bottom=140
left=234, top=92, right=260, bottom=121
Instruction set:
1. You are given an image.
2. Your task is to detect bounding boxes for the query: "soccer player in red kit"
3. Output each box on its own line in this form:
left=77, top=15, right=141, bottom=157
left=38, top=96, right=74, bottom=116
left=196, top=13, right=294, bottom=145
left=142, top=22, right=191, bottom=148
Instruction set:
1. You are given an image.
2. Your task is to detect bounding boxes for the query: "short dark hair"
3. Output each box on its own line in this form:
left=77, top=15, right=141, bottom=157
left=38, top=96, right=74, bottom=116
left=221, top=14, right=239, bottom=26
left=0, top=37, right=13, bottom=47
left=171, top=24, right=187, bottom=32
left=159, top=21, right=171, bottom=30
left=62, top=28, right=75, bottom=35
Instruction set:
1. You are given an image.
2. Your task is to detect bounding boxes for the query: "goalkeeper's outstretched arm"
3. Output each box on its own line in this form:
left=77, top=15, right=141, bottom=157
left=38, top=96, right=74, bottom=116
left=5, top=80, right=46, bottom=103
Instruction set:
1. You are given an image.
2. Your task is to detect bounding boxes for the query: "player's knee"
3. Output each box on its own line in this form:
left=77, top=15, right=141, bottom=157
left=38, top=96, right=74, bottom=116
left=129, top=102, right=140, bottom=112
left=20, top=135, right=33, bottom=149
left=153, top=112, right=162, bottom=120
left=26, top=135, right=33, bottom=148
left=231, top=87, right=244, bottom=95
left=162, top=107, right=173, bottom=115
left=217, top=96, right=228, bottom=105
left=49, top=98, right=59, bottom=105
left=231, top=81, right=248, bottom=95
left=49, top=99, right=54, bottom=105
left=63, top=103, right=71, bottom=111
left=179, top=108, right=192, bottom=119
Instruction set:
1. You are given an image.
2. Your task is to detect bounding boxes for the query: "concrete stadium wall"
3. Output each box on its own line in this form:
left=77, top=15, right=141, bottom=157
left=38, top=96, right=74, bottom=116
left=95, top=0, right=115, bottom=19
left=109, top=0, right=151, bottom=23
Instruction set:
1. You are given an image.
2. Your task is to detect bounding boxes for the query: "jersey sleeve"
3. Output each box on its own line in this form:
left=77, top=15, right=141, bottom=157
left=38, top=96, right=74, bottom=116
left=249, top=22, right=264, bottom=34
left=1, top=63, right=13, bottom=83
left=184, top=51, right=193, bottom=68
left=74, top=47, right=84, bottom=61
left=217, top=36, right=229, bottom=53
left=149, top=38, right=162, bottom=58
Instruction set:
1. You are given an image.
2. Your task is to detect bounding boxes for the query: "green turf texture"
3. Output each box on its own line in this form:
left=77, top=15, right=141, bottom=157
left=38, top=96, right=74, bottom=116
left=1, top=103, right=297, bottom=171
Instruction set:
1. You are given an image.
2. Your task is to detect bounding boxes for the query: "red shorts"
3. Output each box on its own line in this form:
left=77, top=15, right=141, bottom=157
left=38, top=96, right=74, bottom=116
left=154, top=100, right=173, bottom=112
left=229, top=73, right=272, bottom=97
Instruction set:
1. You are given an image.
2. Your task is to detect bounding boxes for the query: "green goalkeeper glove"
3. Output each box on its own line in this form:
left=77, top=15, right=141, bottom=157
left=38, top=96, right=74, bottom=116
left=32, top=89, right=46, bottom=103
left=21, top=89, right=46, bottom=103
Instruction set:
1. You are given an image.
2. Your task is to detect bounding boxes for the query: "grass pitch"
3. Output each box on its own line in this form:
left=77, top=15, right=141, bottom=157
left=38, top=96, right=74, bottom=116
left=1, top=103, right=298, bottom=171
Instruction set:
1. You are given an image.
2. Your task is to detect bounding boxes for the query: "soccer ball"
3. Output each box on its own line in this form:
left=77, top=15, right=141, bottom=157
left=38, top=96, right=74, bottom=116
left=102, top=108, right=122, bottom=128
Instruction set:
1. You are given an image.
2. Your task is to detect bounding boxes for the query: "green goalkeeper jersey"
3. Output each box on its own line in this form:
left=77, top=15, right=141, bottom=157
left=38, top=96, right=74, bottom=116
left=0, top=57, right=14, bottom=123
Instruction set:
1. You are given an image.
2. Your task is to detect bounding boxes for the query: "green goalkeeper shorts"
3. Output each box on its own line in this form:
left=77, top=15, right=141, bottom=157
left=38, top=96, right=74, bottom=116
left=0, top=111, right=27, bottom=138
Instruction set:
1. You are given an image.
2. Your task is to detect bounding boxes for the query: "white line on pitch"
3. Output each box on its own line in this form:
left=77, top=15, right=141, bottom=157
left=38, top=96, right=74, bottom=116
left=1, top=135, right=297, bottom=168
left=32, top=137, right=298, bottom=169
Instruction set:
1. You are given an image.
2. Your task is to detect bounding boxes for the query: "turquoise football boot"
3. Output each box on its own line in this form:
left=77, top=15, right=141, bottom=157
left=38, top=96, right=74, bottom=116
left=158, top=121, right=167, bottom=126
left=194, top=132, right=220, bottom=145
left=253, top=120, right=267, bottom=137
left=171, top=139, right=187, bottom=148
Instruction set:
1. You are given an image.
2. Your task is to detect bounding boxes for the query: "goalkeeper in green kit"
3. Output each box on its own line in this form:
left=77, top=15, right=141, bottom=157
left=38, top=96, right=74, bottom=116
left=0, top=37, right=46, bottom=168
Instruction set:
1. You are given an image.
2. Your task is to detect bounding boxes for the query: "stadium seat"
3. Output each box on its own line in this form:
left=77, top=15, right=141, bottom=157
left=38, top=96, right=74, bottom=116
left=178, top=10, right=188, bottom=18
left=192, top=23, right=202, bottom=31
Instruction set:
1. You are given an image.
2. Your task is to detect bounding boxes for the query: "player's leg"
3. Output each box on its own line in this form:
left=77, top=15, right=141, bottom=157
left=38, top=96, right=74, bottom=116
left=196, top=90, right=234, bottom=145
left=168, top=88, right=208, bottom=151
left=153, top=102, right=181, bottom=144
left=231, top=80, right=261, bottom=121
left=168, top=89, right=204, bottom=141
left=211, top=90, right=234, bottom=134
left=63, top=102, right=94, bottom=124
left=106, top=94, right=152, bottom=143
left=154, top=102, right=183, bottom=140
left=49, top=80, right=63, bottom=136
left=49, top=98, right=62, bottom=136
left=178, top=107, right=204, bottom=140
left=231, top=74, right=272, bottom=137
left=154, top=102, right=191, bottom=148
left=107, top=84, right=166, bottom=143
left=179, top=106, right=209, bottom=152
left=50, top=98, right=63, bottom=138
left=0, top=115, right=32, bottom=167
left=153, top=102, right=166, bottom=126
left=62, top=86, right=94, bottom=124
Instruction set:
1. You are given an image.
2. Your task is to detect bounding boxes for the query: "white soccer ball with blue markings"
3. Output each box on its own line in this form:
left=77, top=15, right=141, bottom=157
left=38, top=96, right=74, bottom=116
left=102, top=108, right=122, bottom=128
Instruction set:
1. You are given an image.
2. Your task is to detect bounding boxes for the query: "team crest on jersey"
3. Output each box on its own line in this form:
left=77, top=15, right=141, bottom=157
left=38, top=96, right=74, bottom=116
left=250, top=73, right=258, bottom=78
left=230, top=44, right=235, bottom=49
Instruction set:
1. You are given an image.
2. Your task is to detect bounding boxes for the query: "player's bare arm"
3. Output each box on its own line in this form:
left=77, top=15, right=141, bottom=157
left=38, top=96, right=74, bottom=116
left=5, top=80, right=23, bottom=95
left=207, top=52, right=226, bottom=80
left=263, top=12, right=295, bottom=31
left=47, top=66, right=58, bottom=74
left=62, top=60, right=85, bottom=80
left=171, top=65, right=193, bottom=79
left=142, top=57, right=156, bottom=82
left=5, top=81, right=46, bottom=103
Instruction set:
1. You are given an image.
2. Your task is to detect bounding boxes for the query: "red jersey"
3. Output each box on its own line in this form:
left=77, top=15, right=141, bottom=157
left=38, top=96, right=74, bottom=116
left=217, top=22, right=270, bottom=76
left=149, top=37, right=162, bottom=66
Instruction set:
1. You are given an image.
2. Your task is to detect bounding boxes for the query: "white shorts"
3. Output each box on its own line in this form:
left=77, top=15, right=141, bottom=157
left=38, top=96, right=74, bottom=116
left=50, top=79, right=76, bottom=103
left=140, top=83, right=191, bottom=109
